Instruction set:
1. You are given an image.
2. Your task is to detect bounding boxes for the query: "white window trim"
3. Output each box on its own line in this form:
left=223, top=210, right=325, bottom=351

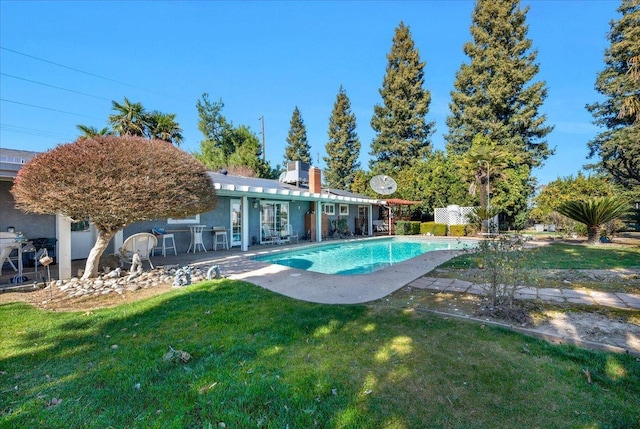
left=323, top=203, right=335, bottom=215
left=339, top=204, right=349, bottom=216
left=168, top=214, right=200, bottom=224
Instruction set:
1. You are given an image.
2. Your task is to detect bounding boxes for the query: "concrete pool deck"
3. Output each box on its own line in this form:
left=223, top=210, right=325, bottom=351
left=0, top=236, right=467, bottom=301
left=188, top=240, right=467, bottom=304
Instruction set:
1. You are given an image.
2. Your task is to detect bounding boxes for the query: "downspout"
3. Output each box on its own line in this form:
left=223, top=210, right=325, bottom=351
left=316, top=200, right=323, bottom=243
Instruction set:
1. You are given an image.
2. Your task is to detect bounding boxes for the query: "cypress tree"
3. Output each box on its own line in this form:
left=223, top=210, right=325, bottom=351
left=587, top=0, right=640, bottom=187
left=370, top=21, right=434, bottom=176
left=284, top=106, right=312, bottom=166
left=324, top=86, right=361, bottom=190
left=445, top=0, right=553, bottom=226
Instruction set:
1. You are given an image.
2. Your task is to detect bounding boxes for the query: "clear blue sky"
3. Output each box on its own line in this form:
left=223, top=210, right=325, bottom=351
left=0, top=0, right=619, bottom=186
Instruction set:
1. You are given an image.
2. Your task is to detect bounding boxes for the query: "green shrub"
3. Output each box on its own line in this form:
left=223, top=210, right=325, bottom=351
left=449, top=225, right=466, bottom=237
left=465, top=224, right=479, bottom=236
left=395, top=221, right=410, bottom=235
left=420, top=222, right=447, bottom=236
left=396, top=221, right=421, bottom=235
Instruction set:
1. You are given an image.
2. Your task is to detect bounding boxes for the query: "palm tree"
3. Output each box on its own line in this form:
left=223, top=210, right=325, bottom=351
left=147, top=111, right=183, bottom=146
left=76, top=124, right=111, bottom=139
left=459, top=135, right=510, bottom=208
left=108, top=97, right=147, bottom=137
left=459, top=135, right=510, bottom=232
left=556, top=197, right=629, bottom=245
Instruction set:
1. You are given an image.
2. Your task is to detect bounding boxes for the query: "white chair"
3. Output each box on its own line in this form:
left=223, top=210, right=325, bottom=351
left=119, top=233, right=157, bottom=269
left=212, top=227, right=229, bottom=251
left=261, top=224, right=276, bottom=244
left=285, top=224, right=298, bottom=243
left=373, top=220, right=388, bottom=232
left=187, top=225, right=207, bottom=253
left=0, top=232, right=20, bottom=276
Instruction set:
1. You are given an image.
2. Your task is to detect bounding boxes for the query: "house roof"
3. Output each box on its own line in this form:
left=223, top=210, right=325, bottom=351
left=210, top=172, right=385, bottom=205
left=0, top=148, right=40, bottom=180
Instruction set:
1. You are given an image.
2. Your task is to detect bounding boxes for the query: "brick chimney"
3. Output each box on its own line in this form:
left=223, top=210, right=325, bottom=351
left=309, top=166, right=322, bottom=194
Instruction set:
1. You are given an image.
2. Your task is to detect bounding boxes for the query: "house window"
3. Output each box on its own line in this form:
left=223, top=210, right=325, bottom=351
left=323, top=203, right=335, bottom=215
left=168, top=214, right=200, bottom=224
left=339, top=204, right=349, bottom=216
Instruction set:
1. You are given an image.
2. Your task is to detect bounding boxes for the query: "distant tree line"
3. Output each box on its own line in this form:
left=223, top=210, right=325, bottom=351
left=77, top=0, right=637, bottom=229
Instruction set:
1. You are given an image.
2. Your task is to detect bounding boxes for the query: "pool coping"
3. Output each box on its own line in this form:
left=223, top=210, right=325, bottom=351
left=193, top=236, right=474, bottom=304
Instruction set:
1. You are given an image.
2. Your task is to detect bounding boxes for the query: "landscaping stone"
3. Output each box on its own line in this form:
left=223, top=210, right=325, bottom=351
left=48, top=265, right=216, bottom=299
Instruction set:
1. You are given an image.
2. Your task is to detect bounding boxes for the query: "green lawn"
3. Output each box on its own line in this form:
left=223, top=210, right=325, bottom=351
left=442, top=242, right=640, bottom=270
left=1, top=280, right=638, bottom=428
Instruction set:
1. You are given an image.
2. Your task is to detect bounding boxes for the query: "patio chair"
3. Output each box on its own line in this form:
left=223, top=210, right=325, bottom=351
left=373, top=220, right=388, bottom=232
left=119, top=232, right=157, bottom=269
left=0, top=232, right=20, bottom=276
left=261, top=224, right=276, bottom=244
left=285, top=224, right=298, bottom=243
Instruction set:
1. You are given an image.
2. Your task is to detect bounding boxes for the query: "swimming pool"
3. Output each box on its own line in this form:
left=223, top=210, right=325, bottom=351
left=252, top=237, right=476, bottom=275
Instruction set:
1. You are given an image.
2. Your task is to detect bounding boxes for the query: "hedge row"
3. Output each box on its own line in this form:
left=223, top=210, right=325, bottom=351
left=420, top=222, right=447, bottom=236
left=395, top=221, right=421, bottom=235
left=391, top=221, right=477, bottom=236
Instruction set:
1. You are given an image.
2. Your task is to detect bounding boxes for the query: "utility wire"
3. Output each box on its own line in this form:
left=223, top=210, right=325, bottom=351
left=1, top=46, right=175, bottom=99
left=1, top=73, right=111, bottom=101
left=0, top=98, right=97, bottom=119
left=1, top=123, right=74, bottom=140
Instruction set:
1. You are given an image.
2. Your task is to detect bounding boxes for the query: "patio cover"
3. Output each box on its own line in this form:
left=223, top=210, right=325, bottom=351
left=384, top=198, right=423, bottom=206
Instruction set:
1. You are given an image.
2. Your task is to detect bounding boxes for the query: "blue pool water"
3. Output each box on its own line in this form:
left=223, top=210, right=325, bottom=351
left=253, top=238, right=476, bottom=275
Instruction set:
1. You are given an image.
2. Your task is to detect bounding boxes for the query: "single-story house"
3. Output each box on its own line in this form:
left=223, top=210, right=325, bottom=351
left=1, top=149, right=386, bottom=280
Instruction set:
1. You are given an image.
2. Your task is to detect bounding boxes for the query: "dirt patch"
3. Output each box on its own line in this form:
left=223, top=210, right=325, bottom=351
left=375, top=285, right=640, bottom=355
left=0, top=281, right=175, bottom=312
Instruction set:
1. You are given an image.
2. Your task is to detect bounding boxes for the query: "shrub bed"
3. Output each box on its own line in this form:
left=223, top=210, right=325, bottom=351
left=420, top=222, right=447, bottom=236
left=449, top=224, right=467, bottom=237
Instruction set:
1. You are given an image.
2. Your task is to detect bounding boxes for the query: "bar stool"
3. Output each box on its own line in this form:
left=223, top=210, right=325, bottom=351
left=212, top=227, right=229, bottom=251
left=154, top=233, right=177, bottom=257
left=187, top=225, right=207, bottom=253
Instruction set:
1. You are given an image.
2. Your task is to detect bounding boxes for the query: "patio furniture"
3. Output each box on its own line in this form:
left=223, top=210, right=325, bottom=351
left=119, top=233, right=157, bottom=269
left=212, top=227, right=229, bottom=251
left=0, top=232, right=21, bottom=276
left=261, top=224, right=276, bottom=244
left=373, top=220, right=388, bottom=232
left=152, top=228, right=177, bottom=257
left=187, top=225, right=207, bottom=253
left=285, top=224, right=298, bottom=243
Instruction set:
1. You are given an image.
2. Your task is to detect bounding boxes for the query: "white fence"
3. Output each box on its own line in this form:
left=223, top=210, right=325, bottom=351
left=434, top=205, right=475, bottom=225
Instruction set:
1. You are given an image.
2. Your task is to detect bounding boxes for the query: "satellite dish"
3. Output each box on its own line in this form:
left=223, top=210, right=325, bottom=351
left=369, top=175, right=397, bottom=195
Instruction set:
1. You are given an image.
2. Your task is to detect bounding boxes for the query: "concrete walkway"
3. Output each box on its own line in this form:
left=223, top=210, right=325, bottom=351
left=408, top=276, right=640, bottom=310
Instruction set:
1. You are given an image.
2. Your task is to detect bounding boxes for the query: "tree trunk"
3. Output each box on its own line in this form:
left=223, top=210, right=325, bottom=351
left=586, top=225, right=600, bottom=245
left=82, top=229, right=117, bottom=279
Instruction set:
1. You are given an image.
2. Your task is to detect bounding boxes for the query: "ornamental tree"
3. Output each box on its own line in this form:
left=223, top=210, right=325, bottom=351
left=11, top=135, right=216, bottom=279
left=556, top=197, right=629, bottom=245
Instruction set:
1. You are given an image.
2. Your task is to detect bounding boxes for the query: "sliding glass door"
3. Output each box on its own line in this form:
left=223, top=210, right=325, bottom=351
left=260, top=201, right=289, bottom=243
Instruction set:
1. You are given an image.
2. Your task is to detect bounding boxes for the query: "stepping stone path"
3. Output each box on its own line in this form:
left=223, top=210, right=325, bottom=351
left=409, top=277, right=640, bottom=309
